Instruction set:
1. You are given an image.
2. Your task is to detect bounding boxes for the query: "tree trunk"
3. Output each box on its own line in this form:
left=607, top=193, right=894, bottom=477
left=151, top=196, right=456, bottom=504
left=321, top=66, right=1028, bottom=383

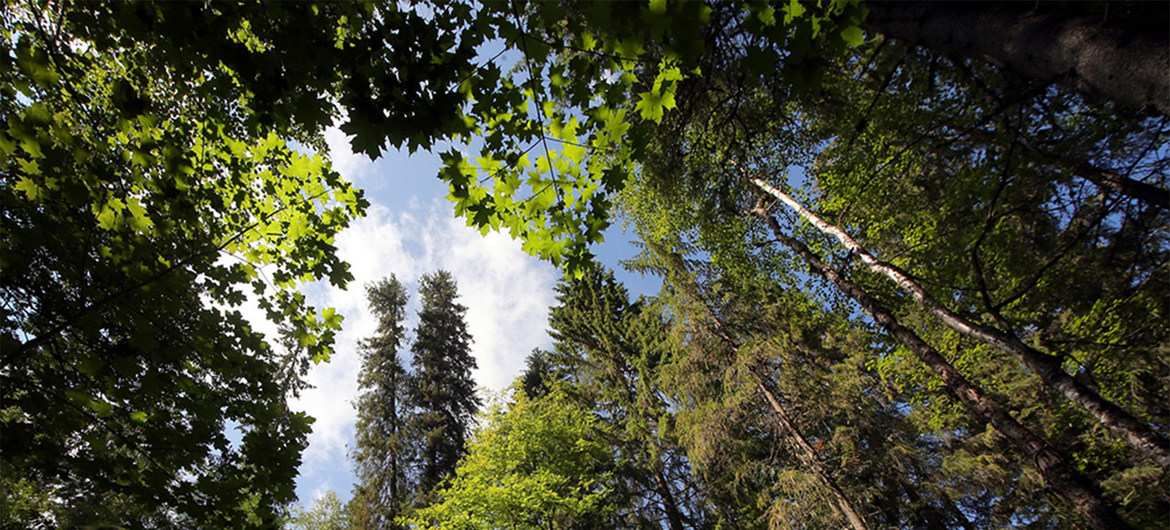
left=673, top=269, right=872, bottom=529
left=755, top=374, right=871, bottom=530
left=863, top=1, right=1170, bottom=115
left=750, top=206, right=1132, bottom=530
left=750, top=177, right=1170, bottom=470
left=653, top=468, right=687, bottom=530
left=965, top=128, right=1169, bottom=212
left=1059, top=158, right=1168, bottom=211
left=899, top=468, right=977, bottom=530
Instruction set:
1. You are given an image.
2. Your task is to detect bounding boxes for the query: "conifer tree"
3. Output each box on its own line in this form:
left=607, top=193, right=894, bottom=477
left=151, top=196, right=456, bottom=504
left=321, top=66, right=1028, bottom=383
left=519, top=348, right=555, bottom=400
left=349, top=277, right=414, bottom=529
left=409, top=270, right=480, bottom=496
left=548, top=268, right=704, bottom=529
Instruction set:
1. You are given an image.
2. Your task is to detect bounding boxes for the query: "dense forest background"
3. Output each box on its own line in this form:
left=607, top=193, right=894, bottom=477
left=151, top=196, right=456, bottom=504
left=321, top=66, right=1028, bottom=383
left=2, top=1, right=1167, bottom=528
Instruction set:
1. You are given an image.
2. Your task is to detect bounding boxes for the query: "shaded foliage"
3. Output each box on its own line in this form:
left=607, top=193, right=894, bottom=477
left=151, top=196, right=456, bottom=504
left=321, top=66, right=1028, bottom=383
left=350, top=277, right=414, bottom=529
left=410, top=270, right=481, bottom=498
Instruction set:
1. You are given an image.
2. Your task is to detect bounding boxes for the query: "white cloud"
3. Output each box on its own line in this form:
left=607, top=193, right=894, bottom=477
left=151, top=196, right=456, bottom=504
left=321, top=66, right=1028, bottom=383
left=323, top=127, right=375, bottom=186
left=290, top=199, right=558, bottom=500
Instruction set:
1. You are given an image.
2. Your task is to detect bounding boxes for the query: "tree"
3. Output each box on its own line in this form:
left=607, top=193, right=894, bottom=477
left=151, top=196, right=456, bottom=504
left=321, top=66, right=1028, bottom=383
left=519, top=348, right=556, bottom=400
left=588, top=4, right=1166, bottom=524
left=620, top=86, right=1154, bottom=527
left=547, top=267, right=706, bottom=529
left=1, top=0, right=519, bottom=523
left=780, top=27, right=1166, bottom=527
left=626, top=241, right=979, bottom=529
left=410, top=270, right=481, bottom=496
left=749, top=177, right=1170, bottom=468
left=349, top=277, right=415, bottom=529
left=287, top=490, right=350, bottom=530
left=751, top=206, right=1130, bottom=528
left=408, top=389, right=618, bottom=529
left=1, top=2, right=384, bottom=524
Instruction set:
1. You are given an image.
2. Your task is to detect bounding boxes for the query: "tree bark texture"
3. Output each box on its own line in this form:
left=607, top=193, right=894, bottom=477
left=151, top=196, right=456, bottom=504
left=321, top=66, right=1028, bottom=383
left=863, top=1, right=1170, bottom=115
left=750, top=206, right=1132, bottom=530
left=750, top=178, right=1170, bottom=470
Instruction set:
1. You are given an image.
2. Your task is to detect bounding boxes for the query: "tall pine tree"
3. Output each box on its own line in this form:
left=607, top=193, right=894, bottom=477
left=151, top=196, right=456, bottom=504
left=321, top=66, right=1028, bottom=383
left=410, top=270, right=481, bottom=496
left=349, top=277, right=414, bottom=529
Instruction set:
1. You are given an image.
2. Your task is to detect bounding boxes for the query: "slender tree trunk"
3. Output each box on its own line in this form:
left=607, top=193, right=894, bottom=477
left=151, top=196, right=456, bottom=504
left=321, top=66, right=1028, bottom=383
left=750, top=178, right=1170, bottom=470
left=964, top=129, right=1169, bottom=211
left=750, top=206, right=1131, bottom=530
left=606, top=340, right=688, bottom=530
left=653, top=468, right=687, bottom=530
left=670, top=266, right=872, bottom=529
left=862, top=1, right=1170, bottom=115
left=754, top=373, right=871, bottom=530
left=870, top=384, right=977, bottom=530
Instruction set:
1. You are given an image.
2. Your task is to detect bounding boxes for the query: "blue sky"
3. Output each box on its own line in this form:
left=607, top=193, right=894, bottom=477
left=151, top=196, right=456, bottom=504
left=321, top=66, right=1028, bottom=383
left=283, top=130, right=661, bottom=506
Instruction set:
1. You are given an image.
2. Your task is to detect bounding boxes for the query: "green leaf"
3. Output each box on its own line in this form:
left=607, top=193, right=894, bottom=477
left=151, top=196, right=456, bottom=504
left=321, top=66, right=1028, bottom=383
left=635, top=89, right=676, bottom=124
left=784, top=0, right=806, bottom=24
left=758, top=7, right=777, bottom=26
left=125, top=198, right=153, bottom=232
left=13, top=177, right=42, bottom=201
left=840, top=25, right=864, bottom=47
left=16, top=158, right=41, bottom=178
left=97, top=203, right=119, bottom=230
left=20, top=138, right=44, bottom=159
left=563, top=142, right=586, bottom=164
left=89, top=399, right=113, bottom=418
left=648, top=0, right=667, bottom=15
left=655, top=62, right=683, bottom=88
left=477, top=155, right=502, bottom=175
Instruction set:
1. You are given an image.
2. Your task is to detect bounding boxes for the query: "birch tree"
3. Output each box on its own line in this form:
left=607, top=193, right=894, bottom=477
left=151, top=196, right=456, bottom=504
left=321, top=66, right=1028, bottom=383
left=748, top=177, right=1170, bottom=468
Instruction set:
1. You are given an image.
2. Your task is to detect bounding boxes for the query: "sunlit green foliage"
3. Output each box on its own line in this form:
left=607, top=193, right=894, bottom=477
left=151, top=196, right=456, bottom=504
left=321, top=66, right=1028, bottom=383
left=287, top=490, right=350, bottom=530
left=408, top=389, right=617, bottom=529
left=437, top=0, right=867, bottom=272
left=5, top=0, right=1165, bottom=527
left=0, top=1, right=472, bottom=525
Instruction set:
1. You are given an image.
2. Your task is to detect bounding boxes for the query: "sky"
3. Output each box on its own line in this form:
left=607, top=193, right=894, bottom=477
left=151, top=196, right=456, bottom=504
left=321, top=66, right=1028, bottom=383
left=283, top=128, right=661, bottom=505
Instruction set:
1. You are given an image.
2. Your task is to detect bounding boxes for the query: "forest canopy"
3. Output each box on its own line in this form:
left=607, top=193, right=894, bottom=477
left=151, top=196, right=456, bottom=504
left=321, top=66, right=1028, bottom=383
left=2, top=0, right=1167, bottom=528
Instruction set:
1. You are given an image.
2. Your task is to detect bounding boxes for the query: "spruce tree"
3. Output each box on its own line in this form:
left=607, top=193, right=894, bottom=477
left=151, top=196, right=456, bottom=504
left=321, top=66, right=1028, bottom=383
left=547, top=268, right=702, bottom=529
left=519, top=348, right=555, bottom=400
left=410, top=270, right=480, bottom=495
left=349, top=277, right=414, bottom=529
